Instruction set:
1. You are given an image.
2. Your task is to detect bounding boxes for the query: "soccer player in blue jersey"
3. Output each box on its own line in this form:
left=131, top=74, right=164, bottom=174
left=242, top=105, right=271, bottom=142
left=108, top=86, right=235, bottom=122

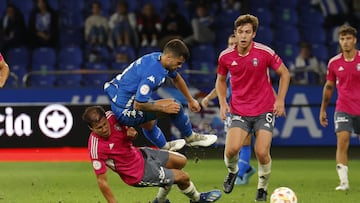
left=201, top=34, right=256, bottom=185
left=104, top=39, right=218, bottom=151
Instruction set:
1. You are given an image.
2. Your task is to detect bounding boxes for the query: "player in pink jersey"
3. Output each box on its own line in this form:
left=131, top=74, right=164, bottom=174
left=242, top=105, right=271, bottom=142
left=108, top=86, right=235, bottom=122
left=82, top=106, right=222, bottom=203
left=319, top=24, right=360, bottom=191
left=215, top=14, right=290, bottom=201
left=0, top=53, right=10, bottom=88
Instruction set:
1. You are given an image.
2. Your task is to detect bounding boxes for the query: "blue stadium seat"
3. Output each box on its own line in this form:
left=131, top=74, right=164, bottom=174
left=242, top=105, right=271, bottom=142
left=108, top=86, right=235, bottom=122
left=216, top=9, right=239, bottom=30
left=137, top=46, right=161, bottom=58
left=59, top=28, right=83, bottom=47
left=299, top=8, right=325, bottom=27
left=111, top=45, right=136, bottom=71
left=60, top=11, right=84, bottom=29
left=0, top=0, right=6, bottom=17
left=255, top=26, right=273, bottom=46
left=191, top=43, right=216, bottom=64
left=189, top=61, right=217, bottom=87
left=274, top=26, right=300, bottom=44
left=312, top=44, right=329, bottom=63
left=302, top=26, right=327, bottom=44
left=82, top=62, right=110, bottom=87
left=275, top=43, right=300, bottom=65
left=5, top=47, right=30, bottom=87
left=273, top=0, right=298, bottom=9
left=58, top=46, right=83, bottom=68
left=29, top=65, right=56, bottom=87
left=59, top=0, right=85, bottom=13
left=249, top=0, right=271, bottom=10
left=32, top=47, right=57, bottom=67
left=47, top=0, right=59, bottom=10
left=250, top=7, right=273, bottom=27
left=55, top=64, right=83, bottom=87
left=274, top=8, right=298, bottom=27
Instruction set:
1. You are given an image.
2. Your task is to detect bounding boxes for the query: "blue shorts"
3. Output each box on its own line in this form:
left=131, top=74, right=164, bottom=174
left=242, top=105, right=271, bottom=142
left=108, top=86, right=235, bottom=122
left=110, top=102, right=156, bottom=126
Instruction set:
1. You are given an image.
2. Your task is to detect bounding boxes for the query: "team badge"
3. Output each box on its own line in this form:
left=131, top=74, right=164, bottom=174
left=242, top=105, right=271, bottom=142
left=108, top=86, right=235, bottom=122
left=92, top=160, right=101, bottom=170
left=140, top=84, right=150, bottom=95
left=252, top=58, right=259, bottom=67
left=357, top=64, right=360, bottom=71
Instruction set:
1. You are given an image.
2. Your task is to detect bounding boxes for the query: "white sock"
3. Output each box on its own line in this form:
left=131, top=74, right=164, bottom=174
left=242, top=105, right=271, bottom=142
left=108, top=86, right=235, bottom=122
left=224, top=153, right=239, bottom=174
left=180, top=181, right=200, bottom=202
left=257, top=160, right=272, bottom=191
left=336, top=163, right=349, bottom=185
left=156, top=185, right=171, bottom=203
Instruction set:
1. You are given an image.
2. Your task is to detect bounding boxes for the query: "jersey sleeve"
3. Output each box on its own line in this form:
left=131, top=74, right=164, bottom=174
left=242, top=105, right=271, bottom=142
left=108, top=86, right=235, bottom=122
left=0, top=53, right=3, bottom=61
left=217, top=55, right=228, bottom=76
left=326, top=61, right=336, bottom=82
left=268, top=51, right=283, bottom=71
left=135, top=75, right=157, bottom=103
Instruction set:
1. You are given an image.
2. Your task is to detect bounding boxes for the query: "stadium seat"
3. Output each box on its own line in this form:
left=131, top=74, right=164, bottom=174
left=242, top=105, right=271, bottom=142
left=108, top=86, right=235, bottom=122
left=275, top=43, right=300, bottom=64
left=189, top=61, right=217, bottom=88
left=58, top=46, right=83, bottom=68
left=111, top=45, right=136, bottom=71
left=59, top=0, right=85, bottom=13
left=191, top=43, right=216, bottom=64
left=60, top=11, right=84, bottom=29
left=299, top=8, right=325, bottom=27
left=82, top=62, right=110, bottom=87
left=255, top=26, right=273, bottom=46
left=250, top=7, right=272, bottom=27
left=29, top=64, right=56, bottom=87
left=274, top=8, right=298, bottom=27
left=216, top=9, right=239, bottom=30
left=32, top=47, right=57, bottom=67
left=0, top=0, right=6, bottom=17
left=59, top=28, right=84, bottom=47
left=5, top=47, right=30, bottom=87
left=274, top=26, right=300, bottom=44
left=47, top=0, right=59, bottom=10
left=301, top=26, right=327, bottom=44
left=55, top=64, right=83, bottom=87
left=312, top=44, right=329, bottom=63
left=137, top=46, right=161, bottom=58
left=248, top=0, right=271, bottom=10
left=273, top=0, right=298, bottom=9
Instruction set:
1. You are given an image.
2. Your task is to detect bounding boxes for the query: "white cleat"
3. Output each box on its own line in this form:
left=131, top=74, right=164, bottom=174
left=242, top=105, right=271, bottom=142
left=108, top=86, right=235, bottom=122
left=185, top=133, right=218, bottom=147
left=335, top=183, right=349, bottom=191
left=164, top=139, right=186, bottom=151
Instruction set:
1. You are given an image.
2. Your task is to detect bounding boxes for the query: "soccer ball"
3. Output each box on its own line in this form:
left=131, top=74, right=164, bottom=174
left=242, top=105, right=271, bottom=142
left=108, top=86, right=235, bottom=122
left=270, top=187, right=297, bottom=203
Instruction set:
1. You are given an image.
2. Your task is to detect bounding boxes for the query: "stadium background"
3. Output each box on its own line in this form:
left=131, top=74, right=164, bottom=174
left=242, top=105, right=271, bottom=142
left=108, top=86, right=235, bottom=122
left=0, top=0, right=360, bottom=160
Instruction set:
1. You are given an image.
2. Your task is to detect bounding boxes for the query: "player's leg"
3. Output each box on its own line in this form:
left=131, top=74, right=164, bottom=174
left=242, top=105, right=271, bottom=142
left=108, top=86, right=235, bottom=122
left=335, top=131, right=350, bottom=191
left=223, top=126, right=248, bottom=194
left=235, top=134, right=256, bottom=185
left=334, top=112, right=355, bottom=191
left=253, top=112, right=274, bottom=201
left=165, top=99, right=217, bottom=147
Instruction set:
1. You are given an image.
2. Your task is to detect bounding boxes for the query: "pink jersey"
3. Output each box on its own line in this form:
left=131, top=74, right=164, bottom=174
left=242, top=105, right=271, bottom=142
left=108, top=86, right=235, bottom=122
left=218, top=42, right=282, bottom=116
left=327, top=50, right=360, bottom=115
left=0, top=53, right=3, bottom=61
left=88, top=111, right=144, bottom=185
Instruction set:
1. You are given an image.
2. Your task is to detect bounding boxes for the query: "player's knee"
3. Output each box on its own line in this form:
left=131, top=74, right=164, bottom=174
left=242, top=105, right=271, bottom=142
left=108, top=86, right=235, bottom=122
left=255, top=149, right=269, bottom=162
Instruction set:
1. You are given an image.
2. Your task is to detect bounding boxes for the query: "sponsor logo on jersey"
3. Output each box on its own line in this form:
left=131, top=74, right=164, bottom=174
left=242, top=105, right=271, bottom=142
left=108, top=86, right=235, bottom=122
left=338, top=66, right=344, bottom=71
left=357, top=63, right=360, bottom=71
left=231, top=61, right=238, bottom=66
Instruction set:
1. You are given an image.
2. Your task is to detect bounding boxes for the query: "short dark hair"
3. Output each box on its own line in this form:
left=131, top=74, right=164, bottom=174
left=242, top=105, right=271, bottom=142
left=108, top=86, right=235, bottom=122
left=163, top=39, right=190, bottom=60
left=338, top=24, right=357, bottom=38
left=234, top=14, right=259, bottom=33
left=82, top=106, right=106, bottom=127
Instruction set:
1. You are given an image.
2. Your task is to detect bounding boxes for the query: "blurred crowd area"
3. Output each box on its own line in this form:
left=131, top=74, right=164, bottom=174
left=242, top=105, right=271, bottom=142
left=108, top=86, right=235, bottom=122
left=0, top=0, right=359, bottom=88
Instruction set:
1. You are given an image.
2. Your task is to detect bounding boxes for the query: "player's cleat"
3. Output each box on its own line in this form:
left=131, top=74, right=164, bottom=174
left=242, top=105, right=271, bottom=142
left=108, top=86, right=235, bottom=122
left=163, top=139, right=186, bottom=151
left=223, top=172, right=237, bottom=193
left=235, top=166, right=256, bottom=185
left=152, top=198, right=171, bottom=203
left=190, top=189, right=222, bottom=203
left=255, top=188, right=267, bottom=201
left=335, top=183, right=349, bottom=191
left=185, top=133, right=217, bottom=147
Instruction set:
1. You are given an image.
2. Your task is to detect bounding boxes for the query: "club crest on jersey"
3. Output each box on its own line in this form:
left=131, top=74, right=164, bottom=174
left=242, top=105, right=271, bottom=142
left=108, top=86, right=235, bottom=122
left=252, top=58, right=259, bottom=67
left=357, top=63, right=360, bottom=71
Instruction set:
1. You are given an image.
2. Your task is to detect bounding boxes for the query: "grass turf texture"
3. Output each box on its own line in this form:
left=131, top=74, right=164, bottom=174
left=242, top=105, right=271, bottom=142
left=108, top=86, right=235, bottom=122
left=0, top=159, right=359, bottom=203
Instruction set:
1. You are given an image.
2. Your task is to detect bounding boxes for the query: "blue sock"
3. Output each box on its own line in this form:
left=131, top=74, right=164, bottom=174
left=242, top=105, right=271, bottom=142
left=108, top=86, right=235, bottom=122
left=237, top=145, right=251, bottom=177
left=170, top=100, right=192, bottom=137
left=142, top=124, right=167, bottom=148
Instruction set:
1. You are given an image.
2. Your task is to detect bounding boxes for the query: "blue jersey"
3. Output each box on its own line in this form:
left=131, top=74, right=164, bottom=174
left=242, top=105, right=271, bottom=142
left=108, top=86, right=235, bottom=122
left=105, top=52, right=177, bottom=111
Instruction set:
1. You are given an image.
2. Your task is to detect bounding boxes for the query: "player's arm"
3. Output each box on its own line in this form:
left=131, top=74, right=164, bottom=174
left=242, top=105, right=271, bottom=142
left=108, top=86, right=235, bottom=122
left=319, top=80, right=335, bottom=127
left=96, top=172, right=118, bottom=203
left=201, top=88, right=217, bottom=108
left=215, top=74, right=229, bottom=120
left=0, top=55, right=10, bottom=88
left=171, top=73, right=201, bottom=112
left=274, top=63, right=290, bottom=117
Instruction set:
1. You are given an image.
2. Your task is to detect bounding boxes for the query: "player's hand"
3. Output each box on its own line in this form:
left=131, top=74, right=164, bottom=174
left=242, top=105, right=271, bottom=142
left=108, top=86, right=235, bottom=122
left=188, top=98, right=201, bottom=112
left=319, top=111, right=328, bottom=127
left=201, top=97, right=209, bottom=108
left=273, top=99, right=286, bottom=117
left=126, top=127, right=138, bottom=139
left=163, top=102, right=181, bottom=114
left=219, top=103, right=230, bottom=120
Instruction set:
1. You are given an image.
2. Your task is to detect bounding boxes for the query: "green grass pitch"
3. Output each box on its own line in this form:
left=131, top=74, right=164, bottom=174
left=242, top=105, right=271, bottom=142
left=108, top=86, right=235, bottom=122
left=0, top=159, right=359, bottom=203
